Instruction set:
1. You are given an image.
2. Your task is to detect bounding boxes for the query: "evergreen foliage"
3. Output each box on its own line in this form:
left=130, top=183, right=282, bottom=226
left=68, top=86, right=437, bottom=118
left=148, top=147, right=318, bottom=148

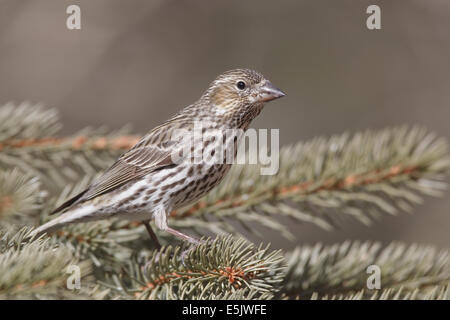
left=0, top=103, right=449, bottom=299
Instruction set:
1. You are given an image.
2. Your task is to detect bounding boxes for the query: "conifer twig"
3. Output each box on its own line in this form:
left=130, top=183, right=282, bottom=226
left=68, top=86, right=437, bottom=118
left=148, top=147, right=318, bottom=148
left=280, top=241, right=450, bottom=300
left=169, top=126, right=449, bottom=238
left=104, top=235, right=285, bottom=300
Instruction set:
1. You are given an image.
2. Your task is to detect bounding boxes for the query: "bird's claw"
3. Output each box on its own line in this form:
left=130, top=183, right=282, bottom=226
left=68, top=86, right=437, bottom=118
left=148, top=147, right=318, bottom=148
left=147, top=249, right=174, bottom=267
left=180, top=238, right=210, bottom=267
left=145, top=238, right=211, bottom=269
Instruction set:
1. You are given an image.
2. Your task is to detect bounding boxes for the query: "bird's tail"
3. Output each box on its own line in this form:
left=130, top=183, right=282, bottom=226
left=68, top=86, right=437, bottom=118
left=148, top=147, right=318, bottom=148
left=29, top=205, right=97, bottom=239
left=30, top=216, right=68, bottom=238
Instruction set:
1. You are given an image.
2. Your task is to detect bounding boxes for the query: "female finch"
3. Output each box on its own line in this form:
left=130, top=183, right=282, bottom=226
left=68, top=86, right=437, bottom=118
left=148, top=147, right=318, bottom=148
left=31, top=69, right=285, bottom=248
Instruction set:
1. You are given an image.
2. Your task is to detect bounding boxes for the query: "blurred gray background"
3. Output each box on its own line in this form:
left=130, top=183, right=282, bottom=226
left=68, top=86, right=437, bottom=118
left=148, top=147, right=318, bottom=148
left=1, top=0, right=449, bottom=249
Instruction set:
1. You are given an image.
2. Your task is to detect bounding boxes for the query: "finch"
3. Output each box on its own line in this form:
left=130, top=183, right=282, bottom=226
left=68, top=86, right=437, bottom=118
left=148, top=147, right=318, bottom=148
left=31, top=69, right=285, bottom=247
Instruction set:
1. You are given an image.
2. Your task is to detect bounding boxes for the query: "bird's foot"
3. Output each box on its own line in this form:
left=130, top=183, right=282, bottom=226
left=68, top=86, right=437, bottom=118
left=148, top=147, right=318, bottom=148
left=180, top=238, right=210, bottom=267
left=153, top=248, right=175, bottom=263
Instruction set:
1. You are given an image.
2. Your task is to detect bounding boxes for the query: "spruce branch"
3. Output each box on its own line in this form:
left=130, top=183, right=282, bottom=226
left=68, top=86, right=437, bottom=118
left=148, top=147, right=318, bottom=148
left=0, top=102, right=61, bottom=141
left=280, top=241, right=450, bottom=300
left=103, top=235, right=285, bottom=300
left=310, top=285, right=449, bottom=300
left=0, top=103, right=138, bottom=189
left=4, top=103, right=448, bottom=239
left=1, top=103, right=449, bottom=300
left=171, top=126, right=450, bottom=238
left=0, top=227, right=92, bottom=299
left=0, top=169, right=44, bottom=229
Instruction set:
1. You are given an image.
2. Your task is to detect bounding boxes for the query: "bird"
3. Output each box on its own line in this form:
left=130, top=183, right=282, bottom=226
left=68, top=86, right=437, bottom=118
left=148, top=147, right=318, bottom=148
left=31, top=69, right=285, bottom=248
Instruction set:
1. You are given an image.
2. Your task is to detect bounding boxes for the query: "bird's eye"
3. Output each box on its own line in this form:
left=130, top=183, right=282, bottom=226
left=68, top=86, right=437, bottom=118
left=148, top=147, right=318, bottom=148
left=236, top=81, right=246, bottom=90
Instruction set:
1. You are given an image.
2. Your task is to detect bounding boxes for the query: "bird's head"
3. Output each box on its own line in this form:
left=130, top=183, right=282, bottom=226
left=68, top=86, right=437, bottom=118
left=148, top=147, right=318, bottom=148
left=203, top=69, right=285, bottom=115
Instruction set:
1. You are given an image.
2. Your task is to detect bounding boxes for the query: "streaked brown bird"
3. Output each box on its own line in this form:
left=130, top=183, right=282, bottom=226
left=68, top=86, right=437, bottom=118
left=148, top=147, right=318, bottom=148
left=31, top=69, right=285, bottom=247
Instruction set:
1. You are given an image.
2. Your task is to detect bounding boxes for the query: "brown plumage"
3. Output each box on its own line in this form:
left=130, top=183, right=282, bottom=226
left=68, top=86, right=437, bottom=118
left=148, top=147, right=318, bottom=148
left=31, top=69, right=285, bottom=246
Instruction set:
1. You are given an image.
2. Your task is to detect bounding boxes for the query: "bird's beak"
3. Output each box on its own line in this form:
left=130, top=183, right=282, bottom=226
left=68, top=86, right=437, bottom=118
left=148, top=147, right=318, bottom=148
left=258, top=81, right=286, bottom=102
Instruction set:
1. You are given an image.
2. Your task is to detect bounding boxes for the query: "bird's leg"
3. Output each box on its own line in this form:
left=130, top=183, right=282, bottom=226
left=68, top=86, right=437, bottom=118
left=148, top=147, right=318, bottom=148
left=142, top=220, right=162, bottom=250
left=165, top=227, right=202, bottom=245
left=165, top=227, right=208, bottom=266
left=154, top=205, right=202, bottom=245
left=153, top=206, right=204, bottom=266
left=152, top=206, right=215, bottom=266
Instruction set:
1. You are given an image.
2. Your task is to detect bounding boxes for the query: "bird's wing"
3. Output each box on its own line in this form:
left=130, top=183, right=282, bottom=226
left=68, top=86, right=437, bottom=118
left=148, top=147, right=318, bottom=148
left=50, top=146, right=174, bottom=215
left=51, top=119, right=192, bottom=215
left=81, top=145, right=174, bottom=201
